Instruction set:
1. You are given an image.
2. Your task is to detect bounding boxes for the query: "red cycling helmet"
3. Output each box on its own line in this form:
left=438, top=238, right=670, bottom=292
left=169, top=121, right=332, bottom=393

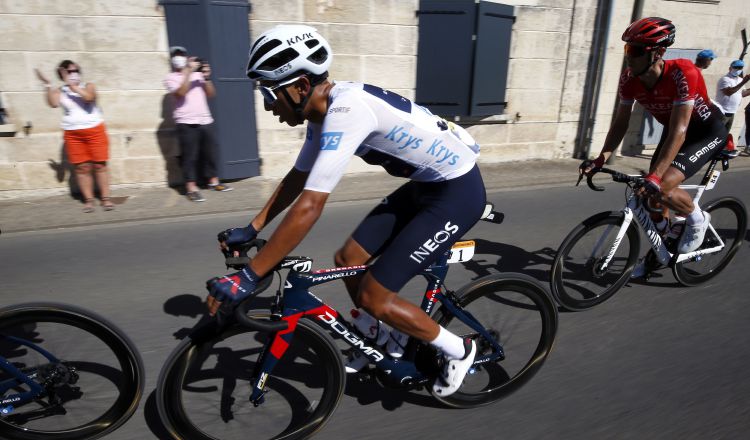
left=622, top=17, right=675, bottom=47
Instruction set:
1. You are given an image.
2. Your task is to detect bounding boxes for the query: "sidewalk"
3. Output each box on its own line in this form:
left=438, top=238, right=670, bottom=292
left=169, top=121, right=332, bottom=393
left=2, top=154, right=749, bottom=234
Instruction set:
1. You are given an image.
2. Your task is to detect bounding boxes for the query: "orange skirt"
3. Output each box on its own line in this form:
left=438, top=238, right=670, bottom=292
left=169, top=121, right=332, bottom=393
left=64, top=123, right=110, bottom=164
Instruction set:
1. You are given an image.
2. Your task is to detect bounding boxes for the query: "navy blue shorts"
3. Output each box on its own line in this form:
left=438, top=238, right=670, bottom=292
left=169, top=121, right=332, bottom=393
left=351, top=165, right=486, bottom=292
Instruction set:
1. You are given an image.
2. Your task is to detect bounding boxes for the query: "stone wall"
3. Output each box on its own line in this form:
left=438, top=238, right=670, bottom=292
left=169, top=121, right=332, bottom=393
left=1, top=0, right=748, bottom=196
left=0, top=0, right=174, bottom=196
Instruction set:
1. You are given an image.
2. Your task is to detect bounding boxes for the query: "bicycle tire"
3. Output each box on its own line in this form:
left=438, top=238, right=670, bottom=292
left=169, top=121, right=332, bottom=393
left=673, top=197, right=747, bottom=286
left=156, top=311, right=345, bottom=440
left=550, top=211, right=641, bottom=311
left=430, top=273, right=558, bottom=408
left=0, top=302, right=144, bottom=440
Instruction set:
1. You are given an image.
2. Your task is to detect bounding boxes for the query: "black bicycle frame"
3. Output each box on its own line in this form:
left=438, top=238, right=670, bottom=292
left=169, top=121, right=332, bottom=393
left=244, top=249, right=504, bottom=405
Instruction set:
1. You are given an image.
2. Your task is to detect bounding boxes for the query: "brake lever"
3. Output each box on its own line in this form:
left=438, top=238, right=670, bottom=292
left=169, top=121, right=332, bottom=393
left=224, top=239, right=267, bottom=270
left=576, top=160, right=592, bottom=187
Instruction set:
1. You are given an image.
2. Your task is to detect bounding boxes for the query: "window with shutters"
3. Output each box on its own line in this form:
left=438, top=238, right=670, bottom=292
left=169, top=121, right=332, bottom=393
left=415, top=0, right=514, bottom=118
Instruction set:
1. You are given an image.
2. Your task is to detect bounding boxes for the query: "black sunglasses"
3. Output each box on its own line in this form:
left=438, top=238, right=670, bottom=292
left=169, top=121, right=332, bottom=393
left=624, top=44, right=652, bottom=58
left=66, top=69, right=80, bottom=73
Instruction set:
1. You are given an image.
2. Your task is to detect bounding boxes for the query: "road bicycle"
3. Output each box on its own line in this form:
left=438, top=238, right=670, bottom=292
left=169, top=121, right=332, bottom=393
left=0, top=302, right=145, bottom=439
left=156, top=204, right=558, bottom=440
left=551, top=149, right=747, bottom=311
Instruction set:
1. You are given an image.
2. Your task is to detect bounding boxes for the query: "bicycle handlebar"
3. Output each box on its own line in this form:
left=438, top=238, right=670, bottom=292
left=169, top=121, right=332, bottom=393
left=577, top=166, right=644, bottom=192
left=235, top=297, right=288, bottom=332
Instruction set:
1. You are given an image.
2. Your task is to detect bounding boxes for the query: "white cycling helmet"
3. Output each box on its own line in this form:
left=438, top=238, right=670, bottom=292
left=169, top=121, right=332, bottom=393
left=247, top=25, right=332, bottom=82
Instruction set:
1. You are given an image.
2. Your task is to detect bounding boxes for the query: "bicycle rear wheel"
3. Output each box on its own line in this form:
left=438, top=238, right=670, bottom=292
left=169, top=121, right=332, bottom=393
left=430, top=273, right=558, bottom=408
left=550, top=211, right=641, bottom=311
left=157, top=312, right=345, bottom=440
left=0, top=302, right=144, bottom=440
left=673, top=197, right=747, bottom=286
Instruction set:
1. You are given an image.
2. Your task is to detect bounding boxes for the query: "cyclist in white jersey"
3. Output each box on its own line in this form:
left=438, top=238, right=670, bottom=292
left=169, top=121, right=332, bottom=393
left=206, top=25, right=486, bottom=396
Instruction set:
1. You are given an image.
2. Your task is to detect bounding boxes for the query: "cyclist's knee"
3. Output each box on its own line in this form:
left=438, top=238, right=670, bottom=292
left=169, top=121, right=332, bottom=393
left=333, top=248, right=349, bottom=268
left=335, top=238, right=370, bottom=267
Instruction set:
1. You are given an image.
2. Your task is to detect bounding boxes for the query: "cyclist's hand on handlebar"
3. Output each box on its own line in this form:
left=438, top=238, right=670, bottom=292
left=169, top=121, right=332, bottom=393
left=218, top=224, right=258, bottom=257
left=205, top=267, right=260, bottom=316
left=579, top=155, right=605, bottom=176
left=640, top=173, right=662, bottom=195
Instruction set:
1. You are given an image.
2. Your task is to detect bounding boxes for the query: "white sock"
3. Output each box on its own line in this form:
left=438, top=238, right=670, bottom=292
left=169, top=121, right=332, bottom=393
left=687, top=206, right=704, bottom=225
left=430, top=326, right=465, bottom=360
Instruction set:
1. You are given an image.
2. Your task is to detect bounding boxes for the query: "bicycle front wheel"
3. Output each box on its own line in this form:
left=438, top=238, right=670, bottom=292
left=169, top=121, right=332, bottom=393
left=0, top=302, right=144, bottom=440
left=430, top=273, right=558, bottom=408
left=551, top=211, right=641, bottom=311
left=673, top=197, right=747, bottom=286
left=157, top=312, right=345, bottom=440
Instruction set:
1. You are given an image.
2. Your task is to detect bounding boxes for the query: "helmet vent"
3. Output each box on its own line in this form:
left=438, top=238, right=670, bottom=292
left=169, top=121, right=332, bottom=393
left=248, top=39, right=282, bottom=70
left=307, top=47, right=328, bottom=65
left=258, top=47, right=300, bottom=71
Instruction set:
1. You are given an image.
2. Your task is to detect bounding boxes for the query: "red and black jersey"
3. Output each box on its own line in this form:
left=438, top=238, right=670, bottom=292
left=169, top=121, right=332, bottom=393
left=618, top=58, right=715, bottom=126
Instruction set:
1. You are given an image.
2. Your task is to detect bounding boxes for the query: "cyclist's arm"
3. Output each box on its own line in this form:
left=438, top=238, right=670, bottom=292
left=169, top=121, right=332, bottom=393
left=249, top=189, right=328, bottom=276
left=598, top=103, right=632, bottom=160
left=651, top=103, right=691, bottom=177
left=248, top=167, right=309, bottom=232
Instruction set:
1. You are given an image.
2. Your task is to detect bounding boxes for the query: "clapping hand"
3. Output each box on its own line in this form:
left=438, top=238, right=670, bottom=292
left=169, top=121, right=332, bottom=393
left=34, top=68, right=50, bottom=86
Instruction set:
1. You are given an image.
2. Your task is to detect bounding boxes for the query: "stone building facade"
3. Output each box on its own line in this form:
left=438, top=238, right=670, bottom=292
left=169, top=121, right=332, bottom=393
left=0, top=0, right=747, bottom=196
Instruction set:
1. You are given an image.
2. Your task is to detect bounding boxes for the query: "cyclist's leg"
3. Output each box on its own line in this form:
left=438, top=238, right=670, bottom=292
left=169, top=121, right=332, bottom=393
left=657, top=118, right=727, bottom=215
left=334, top=182, right=421, bottom=304
left=360, top=166, right=486, bottom=348
left=659, top=119, right=727, bottom=252
left=357, top=271, right=441, bottom=341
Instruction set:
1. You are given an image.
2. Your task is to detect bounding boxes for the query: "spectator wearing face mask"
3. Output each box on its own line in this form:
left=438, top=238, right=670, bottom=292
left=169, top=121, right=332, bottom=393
left=164, top=46, right=232, bottom=202
left=714, top=59, right=750, bottom=131
left=34, top=60, right=115, bottom=212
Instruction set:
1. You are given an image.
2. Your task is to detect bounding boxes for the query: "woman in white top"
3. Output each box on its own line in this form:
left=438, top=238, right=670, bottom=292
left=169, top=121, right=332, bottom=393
left=35, top=60, right=114, bottom=212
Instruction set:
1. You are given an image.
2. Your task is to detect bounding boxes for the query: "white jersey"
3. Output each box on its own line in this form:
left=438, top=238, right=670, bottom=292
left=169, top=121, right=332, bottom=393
left=714, top=74, right=743, bottom=114
left=59, top=84, right=104, bottom=131
left=294, top=82, right=480, bottom=193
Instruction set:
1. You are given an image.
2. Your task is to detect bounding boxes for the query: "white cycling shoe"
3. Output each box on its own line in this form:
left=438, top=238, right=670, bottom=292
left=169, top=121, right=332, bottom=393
left=432, top=339, right=477, bottom=397
left=677, top=211, right=711, bottom=254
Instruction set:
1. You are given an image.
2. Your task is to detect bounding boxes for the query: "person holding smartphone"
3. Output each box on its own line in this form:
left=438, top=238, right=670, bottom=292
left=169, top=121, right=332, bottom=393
left=164, top=46, right=232, bottom=202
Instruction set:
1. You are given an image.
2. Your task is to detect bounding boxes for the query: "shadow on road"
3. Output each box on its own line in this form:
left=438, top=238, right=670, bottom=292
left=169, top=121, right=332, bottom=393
left=460, top=238, right=556, bottom=284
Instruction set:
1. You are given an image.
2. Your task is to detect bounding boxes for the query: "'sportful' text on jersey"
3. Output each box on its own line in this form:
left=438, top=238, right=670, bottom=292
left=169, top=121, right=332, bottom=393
left=294, top=82, right=480, bottom=193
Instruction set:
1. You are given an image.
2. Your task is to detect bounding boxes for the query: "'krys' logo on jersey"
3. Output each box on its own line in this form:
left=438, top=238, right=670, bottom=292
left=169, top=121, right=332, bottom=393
left=384, top=126, right=460, bottom=165
left=321, top=132, right=343, bottom=150
left=385, top=126, right=423, bottom=150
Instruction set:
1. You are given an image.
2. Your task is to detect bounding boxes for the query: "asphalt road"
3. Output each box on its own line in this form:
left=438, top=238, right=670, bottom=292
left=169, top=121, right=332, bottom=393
left=1, top=171, right=749, bottom=440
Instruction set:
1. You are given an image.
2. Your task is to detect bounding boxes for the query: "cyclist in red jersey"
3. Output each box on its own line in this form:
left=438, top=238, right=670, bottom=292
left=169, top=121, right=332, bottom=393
left=582, top=17, right=728, bottom=260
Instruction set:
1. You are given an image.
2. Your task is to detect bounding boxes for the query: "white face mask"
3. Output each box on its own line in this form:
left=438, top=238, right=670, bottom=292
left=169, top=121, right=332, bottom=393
left=172, top=56, right=187, bottom=69
left=729, top=69, right=743, bottom=77
left=67, top=72, right=81, bottom=85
